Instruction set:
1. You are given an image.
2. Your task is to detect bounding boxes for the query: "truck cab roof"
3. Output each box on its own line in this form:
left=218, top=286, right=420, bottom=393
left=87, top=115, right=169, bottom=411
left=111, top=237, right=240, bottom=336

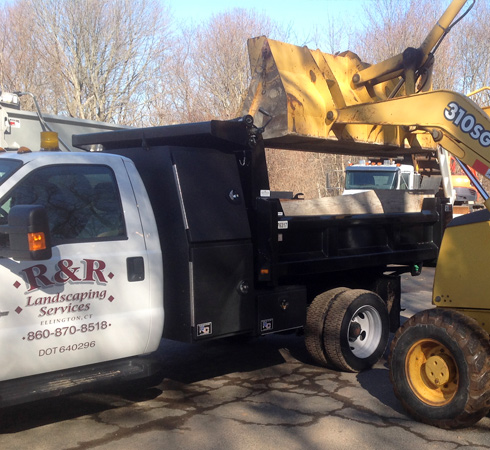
left=346, top=164, right=413, bottom=172
left=0, top=150, right=128, bottom=187
left=0, top=149, right=125, bottom=163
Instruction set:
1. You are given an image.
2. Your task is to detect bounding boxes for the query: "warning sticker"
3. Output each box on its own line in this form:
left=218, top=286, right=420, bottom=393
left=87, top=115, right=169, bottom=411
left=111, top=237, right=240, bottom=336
left=9, top=119, right=20, bottom=128
left=472, top=159, right=490, bottom=177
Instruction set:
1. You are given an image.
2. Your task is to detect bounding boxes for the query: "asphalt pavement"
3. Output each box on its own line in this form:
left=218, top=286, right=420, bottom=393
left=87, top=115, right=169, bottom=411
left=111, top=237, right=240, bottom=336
left=1, top=267, right=489, bottom=450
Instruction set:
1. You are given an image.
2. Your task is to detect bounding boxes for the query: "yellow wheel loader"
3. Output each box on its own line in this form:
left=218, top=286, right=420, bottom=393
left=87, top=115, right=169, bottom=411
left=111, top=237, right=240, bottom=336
left=242, top=0, right=490, bottom=428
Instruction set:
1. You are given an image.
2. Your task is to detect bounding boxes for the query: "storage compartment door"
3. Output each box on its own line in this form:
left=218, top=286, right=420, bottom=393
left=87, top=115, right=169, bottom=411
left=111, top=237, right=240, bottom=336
left=191, top=243, right=254, bottom=339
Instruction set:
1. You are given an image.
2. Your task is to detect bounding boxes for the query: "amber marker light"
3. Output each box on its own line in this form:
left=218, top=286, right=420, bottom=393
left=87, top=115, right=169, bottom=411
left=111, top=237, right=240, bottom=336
left=28, top=232, right=47, bottom=251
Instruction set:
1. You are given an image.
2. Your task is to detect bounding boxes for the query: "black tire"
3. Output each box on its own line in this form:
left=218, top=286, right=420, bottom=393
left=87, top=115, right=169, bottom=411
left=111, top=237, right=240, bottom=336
left=323, top=289, right=390, bottom=372
left=389, top=308, right=490, bottom=429
left=305, top=287, right=349, bottom=367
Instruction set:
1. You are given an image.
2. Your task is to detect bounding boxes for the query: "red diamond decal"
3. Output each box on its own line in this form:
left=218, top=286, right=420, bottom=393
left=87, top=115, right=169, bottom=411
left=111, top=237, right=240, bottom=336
left=13, top=281, right=21, bottom=289
left=15, top=306, right=23, bottom=314
left=108, top=296, right=114, bottom=302
left=108, top=273, right=114, bottom=279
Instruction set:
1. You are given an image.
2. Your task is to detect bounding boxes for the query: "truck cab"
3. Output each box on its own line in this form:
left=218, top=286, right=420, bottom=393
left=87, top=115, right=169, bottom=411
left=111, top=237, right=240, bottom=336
left=0, top=151, right=164, bottom=390
left=344, top=161, right=419, bottom=194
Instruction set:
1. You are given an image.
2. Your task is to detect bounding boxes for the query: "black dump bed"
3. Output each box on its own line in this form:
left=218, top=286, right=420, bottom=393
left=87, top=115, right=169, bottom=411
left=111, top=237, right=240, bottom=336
left=255, top=191, right=442, bottom=287
left=73, top=119, right=445, bottom=341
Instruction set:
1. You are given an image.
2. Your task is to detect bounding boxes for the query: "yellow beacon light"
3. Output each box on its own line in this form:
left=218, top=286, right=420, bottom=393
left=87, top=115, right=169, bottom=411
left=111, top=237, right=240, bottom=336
left=40, top=131, right=60, bottom=151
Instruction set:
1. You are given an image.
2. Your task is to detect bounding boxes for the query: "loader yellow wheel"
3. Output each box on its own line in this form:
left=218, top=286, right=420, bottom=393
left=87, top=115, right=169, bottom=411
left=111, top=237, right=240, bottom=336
left=405, top=339, right=458, bottom=406
left=389, top=308, right=490, bottom=429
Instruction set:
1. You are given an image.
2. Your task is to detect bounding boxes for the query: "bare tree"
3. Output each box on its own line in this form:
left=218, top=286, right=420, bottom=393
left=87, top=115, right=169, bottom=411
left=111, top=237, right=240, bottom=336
left=352, top=0, right=479, bottom=92
left=1, top=0, right=173, bottom=125
left=0, top=2, right=49, bottom=106
left=149, top=23, right=208, bottom=125
left=302, top=10, right=353, bottom=54
left=451, top=1, right=490, bottom=103
left=193, top=10, right=260, bottom=120
left=152, top=8, right=284, bottom=124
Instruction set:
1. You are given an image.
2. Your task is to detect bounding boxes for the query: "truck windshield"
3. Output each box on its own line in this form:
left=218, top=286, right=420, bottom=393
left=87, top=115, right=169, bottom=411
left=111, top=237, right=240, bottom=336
left=0, top=159, right=22, bottom=186
left=345, top=170, right=398, bottom=190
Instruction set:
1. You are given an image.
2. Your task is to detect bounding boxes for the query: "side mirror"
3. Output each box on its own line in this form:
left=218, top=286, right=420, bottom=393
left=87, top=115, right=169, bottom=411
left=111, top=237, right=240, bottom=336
left=0, top=205, right=52, bottom=260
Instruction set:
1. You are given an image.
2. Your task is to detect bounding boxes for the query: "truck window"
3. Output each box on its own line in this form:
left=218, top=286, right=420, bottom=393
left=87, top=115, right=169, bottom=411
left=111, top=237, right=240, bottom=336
left=400, top=172, right=411, bottom=190
left=0, top=159, right=22, bottom=186
left=345, top=170, right=398, bottom=190
left=0, top=164, right=126, bottom=243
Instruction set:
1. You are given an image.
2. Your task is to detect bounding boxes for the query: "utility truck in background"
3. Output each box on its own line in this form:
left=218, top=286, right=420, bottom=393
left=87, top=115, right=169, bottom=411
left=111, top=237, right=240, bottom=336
left=343, top=151, right=454, bottom=196
left=343, top=155, right=481, bottom=215
left=1, top=92, right=126, bottom=152
left=343, top=160, right=420, bottom=193
left=0, top=0, right=488, bottom=431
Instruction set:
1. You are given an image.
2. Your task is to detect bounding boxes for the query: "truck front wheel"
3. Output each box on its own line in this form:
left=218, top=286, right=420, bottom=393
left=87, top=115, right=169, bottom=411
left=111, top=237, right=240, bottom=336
left=389, top=308, right=490, bottom=429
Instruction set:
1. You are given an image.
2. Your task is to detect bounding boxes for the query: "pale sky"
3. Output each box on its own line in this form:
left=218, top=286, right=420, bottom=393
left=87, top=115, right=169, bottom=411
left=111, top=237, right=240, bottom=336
left=168, top=0, right=367, bottom=49
left=0, top=0, right=370, bottom=51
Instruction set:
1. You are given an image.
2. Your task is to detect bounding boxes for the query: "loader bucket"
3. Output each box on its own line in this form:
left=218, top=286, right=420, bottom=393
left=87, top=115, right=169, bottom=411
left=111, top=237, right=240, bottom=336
left=242, top=37, right=437, bottom=156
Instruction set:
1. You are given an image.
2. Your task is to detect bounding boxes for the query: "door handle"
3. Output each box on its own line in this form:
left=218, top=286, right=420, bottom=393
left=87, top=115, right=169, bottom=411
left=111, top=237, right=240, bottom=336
left=127, top=257, right=145, bottom=282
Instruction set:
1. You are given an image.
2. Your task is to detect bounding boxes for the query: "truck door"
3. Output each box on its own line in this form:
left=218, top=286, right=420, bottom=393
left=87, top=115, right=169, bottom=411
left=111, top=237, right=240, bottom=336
left=0, top=156, right=161, bottom=381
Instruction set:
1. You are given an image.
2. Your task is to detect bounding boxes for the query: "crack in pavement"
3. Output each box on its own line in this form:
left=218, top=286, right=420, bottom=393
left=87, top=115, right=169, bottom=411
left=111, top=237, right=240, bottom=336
left=1, top=335, right=489, bottom=450
left=61, top=358, right=490, bottom=450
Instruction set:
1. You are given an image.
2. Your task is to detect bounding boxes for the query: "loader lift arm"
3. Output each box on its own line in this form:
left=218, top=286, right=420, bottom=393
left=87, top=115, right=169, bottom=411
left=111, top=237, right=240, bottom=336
left=351, top=0, right=473, bottom=94
left=242, top=1, right=484, bottom=201
left=327, top=89, right=490, bottom=207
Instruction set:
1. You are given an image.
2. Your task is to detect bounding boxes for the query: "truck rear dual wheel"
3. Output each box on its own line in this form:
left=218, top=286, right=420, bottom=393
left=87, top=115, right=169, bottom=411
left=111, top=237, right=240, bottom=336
left=305, top=288, right=390, bottom=372
left=305, top=287, right=349, bottom=367
left=389, top=308, right=490, bottom=429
